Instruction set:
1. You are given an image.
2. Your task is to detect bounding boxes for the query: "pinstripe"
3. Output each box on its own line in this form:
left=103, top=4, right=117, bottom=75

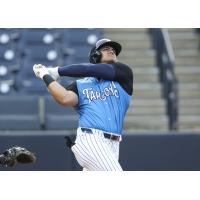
left=109, top=139, right=119, bottom=160
left=73, top=144, right=98, bottom=170
left=80, top=135, right=103, bottom=170
left=73, top=145, right=90, bottom=168
left=106, top=141, right=122, bottom=171
left=71, top=145, right=86, bottom=167
left=93, top=129, right=121, bottom=170
left=73, top=133, right=100, bottom=170
left=71, top=128, right=123, bottom=171
left=92, top=134, right=113, bottom=170
left=92, top=134, right=116, bottom=170
left=81, top=133, right=105, bottom=170
left=113, top=143, right=119, bottom=160
left=76, top=139, right=100, bottom=170
left=109, top=140, right=119, bottom=160
left=86, top=133, right=110, bottom=170
left=100, top=135, right=122, bottom=170
left=115, top=142, right=120, bottom=160
left=74, top=142, right=99, bottom=170
left=80, top=132, right=105, bottom=170
left=95, top=134, right=122, bottom=170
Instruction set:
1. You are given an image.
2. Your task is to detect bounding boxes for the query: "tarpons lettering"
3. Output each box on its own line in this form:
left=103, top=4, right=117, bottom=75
left=82, top=82, right=119, bottom=103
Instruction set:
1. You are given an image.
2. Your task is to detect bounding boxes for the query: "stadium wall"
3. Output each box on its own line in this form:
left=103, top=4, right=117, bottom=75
left=0, top=131, right=200, bottom=171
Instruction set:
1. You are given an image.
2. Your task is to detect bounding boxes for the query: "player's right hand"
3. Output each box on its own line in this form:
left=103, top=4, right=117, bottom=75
left=33, top=64, right=50, bottom=79
left=47, top=66, right=60, bottom=80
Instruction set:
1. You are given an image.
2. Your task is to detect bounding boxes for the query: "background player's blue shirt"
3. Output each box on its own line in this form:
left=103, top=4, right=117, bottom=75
left=76, top=77, right=132, bottom=135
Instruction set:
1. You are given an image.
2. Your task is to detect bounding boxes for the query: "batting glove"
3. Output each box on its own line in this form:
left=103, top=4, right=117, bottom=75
left=33, top=64, right=50, bottom=79
left=47, top=66, right=60, bottom=80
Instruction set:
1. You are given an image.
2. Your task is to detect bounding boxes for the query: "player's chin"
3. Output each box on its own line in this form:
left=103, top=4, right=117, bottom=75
left=105, top=57, right=116, bottom=63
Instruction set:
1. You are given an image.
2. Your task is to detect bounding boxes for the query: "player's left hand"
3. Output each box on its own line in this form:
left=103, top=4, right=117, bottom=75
left=47, top=66, right=60, bottom=80
left=33, top=64, right=50, bottom=79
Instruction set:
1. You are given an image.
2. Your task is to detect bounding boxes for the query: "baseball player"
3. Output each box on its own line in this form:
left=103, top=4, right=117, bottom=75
left=33, top=38, right=133, bottom=171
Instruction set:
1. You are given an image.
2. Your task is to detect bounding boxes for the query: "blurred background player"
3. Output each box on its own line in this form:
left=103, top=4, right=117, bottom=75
left=33, top=38, right=133, bottom=171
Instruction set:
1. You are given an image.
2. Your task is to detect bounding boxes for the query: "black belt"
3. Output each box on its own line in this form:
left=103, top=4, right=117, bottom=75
left=81, top=128, right=120, bottom=142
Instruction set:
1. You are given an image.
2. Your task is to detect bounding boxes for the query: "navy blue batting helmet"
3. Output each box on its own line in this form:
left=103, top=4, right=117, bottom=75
left=89, top=38, right=122, bottom=64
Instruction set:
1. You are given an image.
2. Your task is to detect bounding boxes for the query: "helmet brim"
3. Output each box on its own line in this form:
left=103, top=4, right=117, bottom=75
left=97, top=41, right=122, bottom=56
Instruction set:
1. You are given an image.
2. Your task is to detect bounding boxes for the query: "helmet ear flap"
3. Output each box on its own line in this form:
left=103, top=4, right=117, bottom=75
left=89, top=47, right=102, bottom=64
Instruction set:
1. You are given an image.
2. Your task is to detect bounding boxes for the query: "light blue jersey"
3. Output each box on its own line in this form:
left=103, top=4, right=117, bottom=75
left=76, top=77, right=132, bottom=135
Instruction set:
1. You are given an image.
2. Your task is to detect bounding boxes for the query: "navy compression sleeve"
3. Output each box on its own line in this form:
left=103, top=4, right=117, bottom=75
left=58, top=63, right=116, bottom=80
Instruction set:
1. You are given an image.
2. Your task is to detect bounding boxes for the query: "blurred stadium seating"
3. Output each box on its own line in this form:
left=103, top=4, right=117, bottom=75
left=0, top=28, right=199, bottom=132
left=44, top=95, right=78, bottom=130
left=0, top=28, right=103, bottom=130
left=0, top=95, right=40, bottom=130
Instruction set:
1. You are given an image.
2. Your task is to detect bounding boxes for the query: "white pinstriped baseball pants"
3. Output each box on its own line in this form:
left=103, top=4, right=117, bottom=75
left=71, top=127, right=123, bottom=171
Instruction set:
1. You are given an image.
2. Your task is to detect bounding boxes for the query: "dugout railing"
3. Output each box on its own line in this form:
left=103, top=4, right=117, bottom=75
left=150, top=28, right=178, bottom=130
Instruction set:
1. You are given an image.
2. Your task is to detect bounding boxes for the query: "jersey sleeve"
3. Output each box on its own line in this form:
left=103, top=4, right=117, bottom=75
left=112, top=62, right=133, bottom=95
left=58, top=63, right=115, bottom=80
left=61, top=62, right=133, bottom=96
